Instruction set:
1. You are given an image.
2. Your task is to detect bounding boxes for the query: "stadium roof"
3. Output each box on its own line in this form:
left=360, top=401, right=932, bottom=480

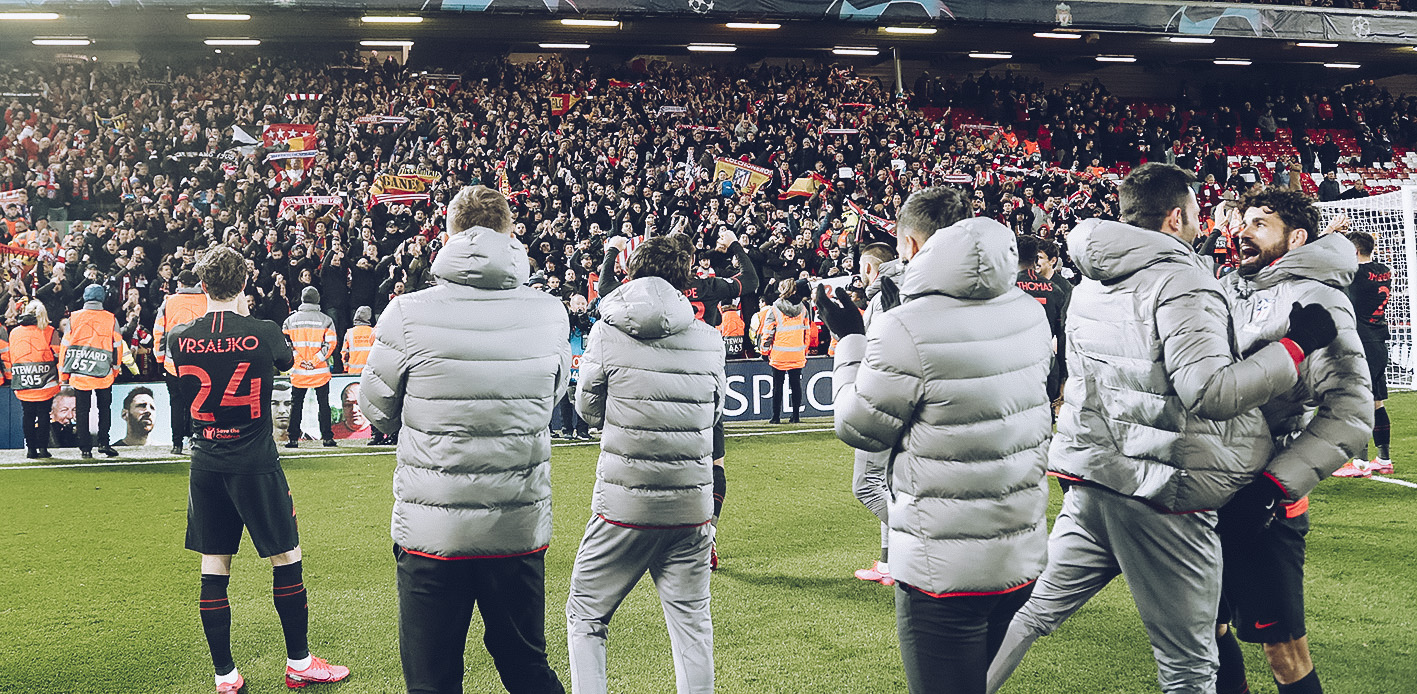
left=2, top=3, right=1416, bottom=79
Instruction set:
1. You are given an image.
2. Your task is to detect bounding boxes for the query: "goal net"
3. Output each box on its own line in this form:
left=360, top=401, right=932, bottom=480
left=1318, top=189, right=1417, bottom=391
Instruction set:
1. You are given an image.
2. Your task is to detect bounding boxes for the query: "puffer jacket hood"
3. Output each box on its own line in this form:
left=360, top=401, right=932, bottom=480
left=773, top=297, right=806, bottom=318
left=1239, top=231, right=1356, bottom=293
left=352, top=306, right=372, bottom=326
left=1071, top=218, right=1194, bottom=283
left=598, top=277, right=694, bottom=340
left=900, top=217, right=1017, bottom=300
left=431, top=226, right=530, bottom=290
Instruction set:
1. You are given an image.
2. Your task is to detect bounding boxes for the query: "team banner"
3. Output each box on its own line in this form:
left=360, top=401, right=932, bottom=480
left=262, top=124, right=318, bottom=183
left=285, top=93, right=324, bottom=102
left=372, top=174, right=427, bottom=194
left=278, top=195, right=344, bottom=217
left=396, top=165, right=442, bottom=184
left=549, top=93, right=581, bottom=117
left=713, top=157, right=772, bottom=198
left=0, top=189, right=27, bottom=207
left=354, top=115, right=410, bottom=125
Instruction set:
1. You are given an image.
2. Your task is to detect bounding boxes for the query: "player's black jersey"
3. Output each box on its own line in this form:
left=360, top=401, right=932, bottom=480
left=168, top=311, right=295, bottom=473
left=1349, top=260, right=1392, bottom=342
left=1016, top=269, right=1063, bottom=337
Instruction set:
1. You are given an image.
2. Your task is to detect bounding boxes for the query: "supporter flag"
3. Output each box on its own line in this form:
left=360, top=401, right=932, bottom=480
left=285, top=93, right=324, bottom=102
left=607, top=79, right=633, bottom=89
left=231, top=125, right=260, bottom=146
left=97, top=114, right=128, bottom=133
left=550, top=94, right=582, bottom=117
left=778, top=172, right=832, bottom=200
left=367, top=177, right=429, bottom=210
left=262, top=124, right=318, bottom=184
left=496, top=161, right=511, bottom=197
left=847, top=199, right=897, bottom=245
left=713, top=157, right=772, bottom=198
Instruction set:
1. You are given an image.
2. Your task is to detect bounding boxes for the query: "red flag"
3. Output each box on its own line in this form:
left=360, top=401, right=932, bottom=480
left=261, top=124, right=316, bottom=148
left=549, top=94, right=581, bottom=117
left=607, top=79, right=632, bottom=89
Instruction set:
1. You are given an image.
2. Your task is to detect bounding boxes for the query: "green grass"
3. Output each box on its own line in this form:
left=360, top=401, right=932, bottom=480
left=1, top=401, right=1415, bottom=694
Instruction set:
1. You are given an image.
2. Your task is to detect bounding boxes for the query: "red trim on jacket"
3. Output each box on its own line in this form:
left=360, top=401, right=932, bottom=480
left=1278, top=338, right=1306, bottom=375
left=900, top=579, right=1037, bottom=600
left=400, top=545, right=549, bottom=561
left=597, top=514, right=713, bottom=531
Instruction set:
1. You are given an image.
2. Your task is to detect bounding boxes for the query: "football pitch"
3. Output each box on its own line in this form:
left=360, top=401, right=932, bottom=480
left=1, top=400, right=1415, bottom=694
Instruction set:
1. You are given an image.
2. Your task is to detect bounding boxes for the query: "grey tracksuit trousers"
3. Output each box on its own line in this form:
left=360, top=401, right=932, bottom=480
left=852, top=449, right=891, bottom=552
left=986, top=485, right=1222, bottom=694
left=566, top=515, right=714, bottom=694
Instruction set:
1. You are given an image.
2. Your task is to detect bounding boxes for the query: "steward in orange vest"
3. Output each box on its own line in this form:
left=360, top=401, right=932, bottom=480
left=718, top=305, right=745, bottom=357
left=60, top=284, right=124, bottom=458
left=154, top=271, right=208, bottom=454
left=4, top=305, right=60, bottom=458
left=759, top=280, right=810, bottom=424
left=342, top=306, right=375, bottom=375
left=281, top=286, right=337, bottom=446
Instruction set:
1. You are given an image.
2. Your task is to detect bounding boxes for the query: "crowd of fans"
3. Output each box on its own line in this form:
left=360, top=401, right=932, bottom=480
left=0, top=51, right=1401, bottom=380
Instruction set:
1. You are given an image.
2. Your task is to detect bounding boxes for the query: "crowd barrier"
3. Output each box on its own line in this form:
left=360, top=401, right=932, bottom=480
left=0, top=357, right=836, bottom=449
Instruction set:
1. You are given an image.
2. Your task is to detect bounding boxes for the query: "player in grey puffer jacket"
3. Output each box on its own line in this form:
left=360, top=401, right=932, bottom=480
left=988, top=165, right=1339, bottom=694
left=567, top=237, right=726, bottom=694
left=826, top=200, right=1053, bottom=693
left=1214, top=194, right=1373, bottom=694
left=361, top=185, right=571, bottom=694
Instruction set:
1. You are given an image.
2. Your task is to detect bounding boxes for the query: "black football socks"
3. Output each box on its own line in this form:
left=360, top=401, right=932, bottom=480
left=272, top=561, right=310, bottom=661
left=199, top=574, right=235, bottom=676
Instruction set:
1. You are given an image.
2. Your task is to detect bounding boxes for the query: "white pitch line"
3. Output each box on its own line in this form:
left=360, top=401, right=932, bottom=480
left=0, top=427, right=838, bottom=471
left=1370, top=476, right=1417, bottom=489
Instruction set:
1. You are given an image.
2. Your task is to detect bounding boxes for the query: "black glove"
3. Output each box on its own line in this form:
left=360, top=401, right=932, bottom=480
left=816, top=285, right=865, bottom=338
left=1284, top=302, right=1337, bottom=356
left=1216, top=477, right=1284, bottom=540
left=877, top=275, right=901, bottom=313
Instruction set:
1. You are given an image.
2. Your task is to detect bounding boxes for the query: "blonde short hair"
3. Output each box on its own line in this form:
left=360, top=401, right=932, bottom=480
left=448, top=185, right=512, bottom=235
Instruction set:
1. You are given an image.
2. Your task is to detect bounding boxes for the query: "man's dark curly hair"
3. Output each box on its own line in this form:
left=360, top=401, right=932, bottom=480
left=627, top=235, right=693, bottom=291
left=1241, top=188, right=1321, bottom=244
left=194, top=246, right=247, bottom=300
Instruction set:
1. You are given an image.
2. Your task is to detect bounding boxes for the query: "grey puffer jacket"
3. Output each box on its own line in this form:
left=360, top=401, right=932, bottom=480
left=1223, top=232, right=1373, bottom=500
left=576, top=277, right=726, bottom=528
left=833, top=217, right=1054, bottom=597
left=1052, top=219, right=1300, bottom=512
left=360, top=227, right=571, bottom=557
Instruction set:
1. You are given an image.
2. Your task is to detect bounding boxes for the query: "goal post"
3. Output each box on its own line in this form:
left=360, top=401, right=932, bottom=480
left=1317, top=188, right=1417, bottom=391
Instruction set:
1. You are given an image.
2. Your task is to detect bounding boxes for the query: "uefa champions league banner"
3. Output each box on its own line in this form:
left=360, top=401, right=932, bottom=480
left=4, top=1, right=1417, bottom=44
left=550, top=355, right=835, bottom=431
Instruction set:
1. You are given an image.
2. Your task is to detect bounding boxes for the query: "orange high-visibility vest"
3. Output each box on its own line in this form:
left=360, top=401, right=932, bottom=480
left=154, top=290, right=208, bottom=376
left=6, top=325, right=58, bottom=401
left=762, top=306, right=809, bottom=371
left=718, top=308, right=745, bottom=340
left=342, top=324, right=375, bottom=375
left=60, top=308, right=124, bottom=391
left=0, top=324, right=9, bottom=384
left=283, top=310, right=336, bottom=388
